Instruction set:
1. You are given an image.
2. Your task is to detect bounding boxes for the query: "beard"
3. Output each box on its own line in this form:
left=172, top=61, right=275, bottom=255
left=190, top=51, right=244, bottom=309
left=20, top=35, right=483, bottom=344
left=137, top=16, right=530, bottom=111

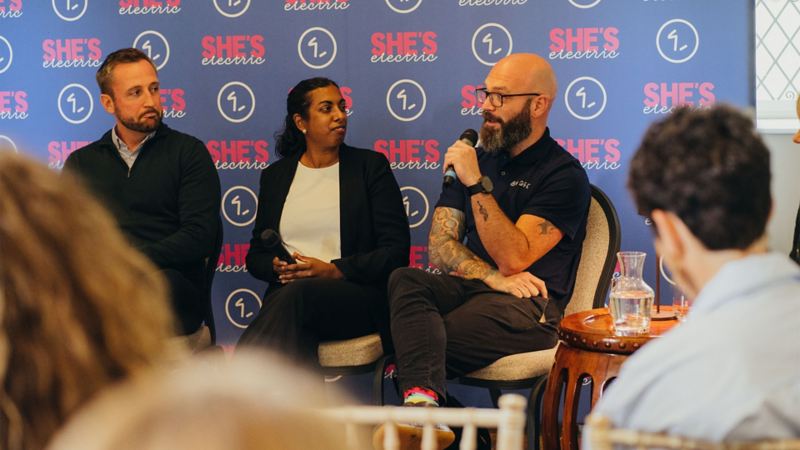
left=117, top=107, right=162, bottom=134
left=479, top=98, right=532, bottom=154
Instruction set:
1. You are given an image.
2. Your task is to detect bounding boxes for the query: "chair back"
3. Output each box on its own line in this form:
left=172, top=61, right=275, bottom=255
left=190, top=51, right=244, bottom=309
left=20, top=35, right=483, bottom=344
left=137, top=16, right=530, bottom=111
left=791, top=206, right=799, bottom=265
left=564, top=184, right=621, bottom=317
left=585, top=415, right=800, bottom=450
left=326, top=394, right=528, bottom=450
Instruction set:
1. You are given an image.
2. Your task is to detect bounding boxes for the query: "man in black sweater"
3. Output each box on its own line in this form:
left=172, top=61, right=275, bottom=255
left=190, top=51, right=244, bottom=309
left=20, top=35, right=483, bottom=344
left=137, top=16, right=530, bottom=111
left=64, top=48, right=221, bottom=336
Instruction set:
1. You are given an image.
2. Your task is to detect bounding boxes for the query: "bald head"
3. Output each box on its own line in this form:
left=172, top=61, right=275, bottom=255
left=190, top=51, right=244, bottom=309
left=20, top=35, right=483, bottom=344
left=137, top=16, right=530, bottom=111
left=488, top=53, right=557, bottom=99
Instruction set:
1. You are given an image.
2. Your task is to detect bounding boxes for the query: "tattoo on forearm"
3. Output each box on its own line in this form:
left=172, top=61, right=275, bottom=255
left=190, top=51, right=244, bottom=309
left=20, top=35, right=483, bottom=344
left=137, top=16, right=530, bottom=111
left=538, top=219, right=555, bottom=235
left=429, top=207, right=494, bottom=280
left=477, top=200, right=489, bottom=222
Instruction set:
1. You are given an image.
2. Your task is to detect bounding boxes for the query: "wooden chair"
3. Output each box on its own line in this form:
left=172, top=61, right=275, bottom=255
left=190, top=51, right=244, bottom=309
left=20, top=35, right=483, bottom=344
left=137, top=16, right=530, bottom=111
left=585, top=415, right=800, bottom=450
left=453, top=184, right=621, bottom=449
left=325, top=393, right=528, bottom=450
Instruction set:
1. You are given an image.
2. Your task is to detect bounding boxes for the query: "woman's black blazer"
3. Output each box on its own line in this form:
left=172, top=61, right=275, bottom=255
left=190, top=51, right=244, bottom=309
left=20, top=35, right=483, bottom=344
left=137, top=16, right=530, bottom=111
left=245, top=145, right=410, bottom=286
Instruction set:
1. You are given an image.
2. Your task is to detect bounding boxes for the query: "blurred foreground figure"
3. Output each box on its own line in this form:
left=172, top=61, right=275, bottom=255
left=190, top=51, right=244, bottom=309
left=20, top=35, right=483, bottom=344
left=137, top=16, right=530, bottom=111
left=585, top=105, right=800, bottom=445
left=0, top=152, right=176, bottom=450
left=48, top=350, right=360, bottom=450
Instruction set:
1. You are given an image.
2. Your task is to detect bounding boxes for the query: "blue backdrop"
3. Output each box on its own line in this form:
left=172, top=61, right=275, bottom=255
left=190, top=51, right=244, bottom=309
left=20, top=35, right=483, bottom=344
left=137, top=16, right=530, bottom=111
left=0, top=0, right=753, bottom=345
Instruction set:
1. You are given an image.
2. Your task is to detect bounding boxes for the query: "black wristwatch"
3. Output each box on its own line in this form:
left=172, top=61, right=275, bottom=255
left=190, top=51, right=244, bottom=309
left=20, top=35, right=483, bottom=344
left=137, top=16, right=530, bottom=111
left=467, top=176, right=494, bottom=196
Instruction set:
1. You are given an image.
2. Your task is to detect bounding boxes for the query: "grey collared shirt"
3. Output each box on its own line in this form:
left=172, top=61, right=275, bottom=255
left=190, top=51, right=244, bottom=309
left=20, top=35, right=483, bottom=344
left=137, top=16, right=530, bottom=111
left=111, top=127, right=155, bottom=169
left=585, top=252, right=800, bottom=443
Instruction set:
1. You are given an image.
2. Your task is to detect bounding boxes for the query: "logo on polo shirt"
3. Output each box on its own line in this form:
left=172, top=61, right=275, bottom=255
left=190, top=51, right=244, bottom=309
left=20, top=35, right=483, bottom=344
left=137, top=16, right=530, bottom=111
left=119, top=0, right=181, bottom=15
left=42, top=38, right=102, bottom=69
left=472, top=23, right=513, bottom=66
left=549, top=27, right=619, bottom=60
left=52, top=0, right=88, bottom=22
left=371, top=32, right=438, bottom=64
left=460, top=84, right=484, bottom=116
left=48, top=140, right=90, bottom=168
left=57, top=83, right=92, bottom=124
left=133, top=30, right=170, bottom=70
left=568, top=0, right=601, bottom=8
left=458, top=0, right=526, bottom=6
left=284, top=0, right=350, bottom=11
left=386, top=79, right=426, bottom=122
left=642, top=82, right=715, bottom=115
left=0, top=36, right=12, bottom=74
left=385, top=0, right=422, bottom=13
left=213, top=0, right=250, bottom=18
left=374, top=139, right=441, bottom=171
left=222, top=185, right=258, bottom=227
left=201, top=34, right=265, bottom=66
left=225, top=288, right=262, bottom=329
left=564, top=76, right=607, bottom=120
left=556, top=137, right=621, bottom=171
left=160, top=88, right=185, bottom=119
left=217, top=81, right=256, bottom=124
left=0, top=0, right=23, bottom=18
left=298, top=27, right=337, bottom=69
left=401, top=186, right=430, bottom=229
left=217, top=242, right=250, bottom=273
left=207, top=139, right=269, bottom=170
left=656, top=19, right=699, bottom=64
left=0, top=90, right=27, bottom=120
left=0, top=135, right=17, bottom=152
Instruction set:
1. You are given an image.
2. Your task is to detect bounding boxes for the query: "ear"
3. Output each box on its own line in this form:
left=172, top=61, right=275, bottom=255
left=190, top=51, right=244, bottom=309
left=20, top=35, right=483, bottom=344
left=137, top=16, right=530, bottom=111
left=651, top=209, right=684, bottom=263
left=100, top=93, right=115, bottom=115
left=531, top=95, right=550, bottom=119
left=292, top=113, right=306, bottom=133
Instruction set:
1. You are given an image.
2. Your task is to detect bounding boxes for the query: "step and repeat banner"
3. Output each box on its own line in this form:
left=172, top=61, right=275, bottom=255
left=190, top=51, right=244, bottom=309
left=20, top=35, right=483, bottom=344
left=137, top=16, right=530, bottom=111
left=0, top=0, right=752, bottom=344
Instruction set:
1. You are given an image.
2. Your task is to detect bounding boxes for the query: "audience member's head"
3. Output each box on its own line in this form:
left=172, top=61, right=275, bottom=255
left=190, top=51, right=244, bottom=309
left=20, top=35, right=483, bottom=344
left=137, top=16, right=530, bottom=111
left=48, top=350, right=360, bottom=450
left=628, top=105, right=771, bottom=297
left=0, top=152, right=176, bottom=450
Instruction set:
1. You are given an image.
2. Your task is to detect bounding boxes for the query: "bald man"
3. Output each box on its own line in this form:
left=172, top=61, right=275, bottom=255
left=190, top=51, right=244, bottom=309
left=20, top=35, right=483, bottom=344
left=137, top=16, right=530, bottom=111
left=384, top=53, right=590, bottom=444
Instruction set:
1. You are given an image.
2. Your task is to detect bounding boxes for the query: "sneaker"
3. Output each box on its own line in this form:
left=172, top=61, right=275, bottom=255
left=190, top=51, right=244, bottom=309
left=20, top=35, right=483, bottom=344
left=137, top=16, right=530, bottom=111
left=372, top=421, right=455, bottom=450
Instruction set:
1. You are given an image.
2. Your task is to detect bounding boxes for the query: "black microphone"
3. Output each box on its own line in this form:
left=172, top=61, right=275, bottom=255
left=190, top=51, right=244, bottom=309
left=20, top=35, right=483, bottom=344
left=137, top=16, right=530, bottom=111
left=443, top=128, right=478, bottom=186
left=260, top=229, right=296, bottom=264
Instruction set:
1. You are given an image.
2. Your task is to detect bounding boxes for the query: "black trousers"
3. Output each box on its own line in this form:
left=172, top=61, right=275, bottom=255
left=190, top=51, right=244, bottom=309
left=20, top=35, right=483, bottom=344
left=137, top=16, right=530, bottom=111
left=162, top=268, right=205, bottom=335
left=237, top=278, right=389, bottom=365
left=389, top=268, right=561, bottom=399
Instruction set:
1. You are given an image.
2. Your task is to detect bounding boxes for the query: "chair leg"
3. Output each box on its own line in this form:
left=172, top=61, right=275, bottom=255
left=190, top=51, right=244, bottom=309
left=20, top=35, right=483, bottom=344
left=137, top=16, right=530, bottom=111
left=372, top=354, right=393, bottom=406
left=528, top=376, right=548, bottom=450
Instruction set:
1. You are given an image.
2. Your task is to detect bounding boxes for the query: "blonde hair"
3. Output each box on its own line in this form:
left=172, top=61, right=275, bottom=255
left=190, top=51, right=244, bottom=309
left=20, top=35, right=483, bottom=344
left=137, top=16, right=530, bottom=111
left=48, top=350, right=363, bottom=450
left=0, top=152, right=177, bottom=450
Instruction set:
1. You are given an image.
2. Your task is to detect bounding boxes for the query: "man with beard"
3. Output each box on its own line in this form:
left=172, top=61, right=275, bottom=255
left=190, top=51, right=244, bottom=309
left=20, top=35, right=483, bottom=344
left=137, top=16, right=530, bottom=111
left=64, top=48, right=221, bottom=337
left=381, top=53, right=590, bottom=448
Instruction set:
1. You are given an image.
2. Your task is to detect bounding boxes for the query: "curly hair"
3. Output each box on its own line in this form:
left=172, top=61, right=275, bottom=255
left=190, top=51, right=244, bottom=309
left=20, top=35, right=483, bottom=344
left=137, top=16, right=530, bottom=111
left=628, top=104, right=771, bottom=250
left=0, top=153, right=176, bottom=450
left=274, top=77, right=339, bottom=159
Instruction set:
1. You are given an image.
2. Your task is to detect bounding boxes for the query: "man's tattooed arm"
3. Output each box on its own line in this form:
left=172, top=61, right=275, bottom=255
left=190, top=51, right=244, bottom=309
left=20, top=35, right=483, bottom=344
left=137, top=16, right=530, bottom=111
left=428, top=207, right=497, bottom=280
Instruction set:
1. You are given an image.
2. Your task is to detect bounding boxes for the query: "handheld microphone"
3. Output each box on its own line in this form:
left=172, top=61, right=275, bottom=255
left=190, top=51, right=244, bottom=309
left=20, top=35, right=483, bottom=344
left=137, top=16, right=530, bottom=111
left=260, top=229, right=296, bottom=264
left=443, top=128, right=478, bottom=186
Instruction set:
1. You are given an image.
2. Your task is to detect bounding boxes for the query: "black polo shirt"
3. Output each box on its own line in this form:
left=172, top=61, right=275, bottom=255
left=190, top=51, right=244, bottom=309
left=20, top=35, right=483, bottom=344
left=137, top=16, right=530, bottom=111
left=436, top=128, right=590, bottom=311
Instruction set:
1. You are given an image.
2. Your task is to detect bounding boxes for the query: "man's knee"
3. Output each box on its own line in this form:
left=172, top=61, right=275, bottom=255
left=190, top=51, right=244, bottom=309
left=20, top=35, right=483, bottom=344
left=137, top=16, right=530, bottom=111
left=388, top=268, right=433, bottom=312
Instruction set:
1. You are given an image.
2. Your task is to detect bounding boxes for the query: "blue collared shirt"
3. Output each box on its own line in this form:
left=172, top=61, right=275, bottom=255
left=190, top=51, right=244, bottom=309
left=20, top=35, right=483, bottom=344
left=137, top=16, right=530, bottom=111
left=586, top=252, right=800, bottom=443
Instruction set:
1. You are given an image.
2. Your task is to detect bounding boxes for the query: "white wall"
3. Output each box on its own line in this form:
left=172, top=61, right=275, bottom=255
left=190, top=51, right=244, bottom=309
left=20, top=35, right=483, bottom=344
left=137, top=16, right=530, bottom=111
left=765, top=132, right=800, bottom=254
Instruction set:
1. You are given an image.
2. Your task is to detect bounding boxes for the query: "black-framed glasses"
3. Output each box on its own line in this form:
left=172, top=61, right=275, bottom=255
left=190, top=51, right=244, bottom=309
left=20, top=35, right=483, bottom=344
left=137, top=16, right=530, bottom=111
left=476, top=88, right=542, bottom=108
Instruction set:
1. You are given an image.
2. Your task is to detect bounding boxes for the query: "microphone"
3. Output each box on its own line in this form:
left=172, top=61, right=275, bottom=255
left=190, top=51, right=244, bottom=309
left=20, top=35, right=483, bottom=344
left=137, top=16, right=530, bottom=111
left=443, top=128, right=478, bottom=186
left=260, top=229, right=296, bottom=264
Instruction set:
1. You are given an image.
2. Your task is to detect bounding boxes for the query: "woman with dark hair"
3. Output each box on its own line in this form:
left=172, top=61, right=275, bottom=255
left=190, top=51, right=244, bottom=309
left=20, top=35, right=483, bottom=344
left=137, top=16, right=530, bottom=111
left=238, top=77, right=409, bottom=363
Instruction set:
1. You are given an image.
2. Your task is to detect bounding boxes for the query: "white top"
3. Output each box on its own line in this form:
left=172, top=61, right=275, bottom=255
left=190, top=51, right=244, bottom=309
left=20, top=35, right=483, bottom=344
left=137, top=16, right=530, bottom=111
left=279, top=161, right=341, bottom=263
left=586, top=252, right=800, bottom=444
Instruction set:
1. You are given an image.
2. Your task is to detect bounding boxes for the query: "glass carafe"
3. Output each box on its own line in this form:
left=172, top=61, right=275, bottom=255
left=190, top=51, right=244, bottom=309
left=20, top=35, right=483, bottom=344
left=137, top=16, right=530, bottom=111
left=609, top=251, right=655, bottom=336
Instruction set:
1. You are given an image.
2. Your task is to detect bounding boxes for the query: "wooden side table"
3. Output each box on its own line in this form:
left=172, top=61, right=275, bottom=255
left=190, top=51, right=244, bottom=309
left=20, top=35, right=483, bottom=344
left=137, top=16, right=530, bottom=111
left=541, top=308, right=678, bottom=450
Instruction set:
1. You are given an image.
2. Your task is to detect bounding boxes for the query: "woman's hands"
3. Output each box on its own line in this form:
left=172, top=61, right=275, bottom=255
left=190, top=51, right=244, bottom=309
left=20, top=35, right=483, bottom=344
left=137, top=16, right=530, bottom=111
left=273, top=253, right=344, bottom=283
